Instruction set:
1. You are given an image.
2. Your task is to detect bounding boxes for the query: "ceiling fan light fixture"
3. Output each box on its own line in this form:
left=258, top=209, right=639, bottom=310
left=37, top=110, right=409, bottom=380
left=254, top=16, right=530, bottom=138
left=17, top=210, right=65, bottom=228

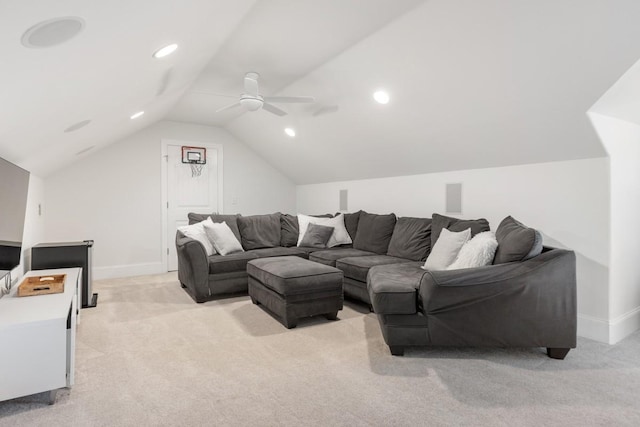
left=240, top=96, right=264, bottom=111
left=373, top=90, right=390, bottom=105
left=284, top=128, right=296, bottom=137
left=153, top=43, right=178, bottom=58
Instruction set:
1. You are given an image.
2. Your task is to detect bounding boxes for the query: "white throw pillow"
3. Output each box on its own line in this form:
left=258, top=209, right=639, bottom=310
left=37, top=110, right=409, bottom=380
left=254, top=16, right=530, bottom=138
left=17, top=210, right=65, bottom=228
left=422, top=228, right=471, bottom=271
left=447, top=231, right=498, bottom=270
left=297, top=213, right=352, bottom=248
left=203, top=221, right=244, bottom=256
left=178, top=218, right=216, bottom=256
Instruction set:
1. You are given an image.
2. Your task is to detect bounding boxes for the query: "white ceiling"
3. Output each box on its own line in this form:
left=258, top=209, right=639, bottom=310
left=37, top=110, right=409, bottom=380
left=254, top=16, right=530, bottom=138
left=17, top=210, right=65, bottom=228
left=2, top=0, right=640, bottom=183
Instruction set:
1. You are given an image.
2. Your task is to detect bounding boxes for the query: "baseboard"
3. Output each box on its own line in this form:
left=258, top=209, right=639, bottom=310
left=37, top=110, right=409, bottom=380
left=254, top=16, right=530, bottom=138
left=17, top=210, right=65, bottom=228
left=93, top=262, right=165, bottom=280
left=577, top=313, right=610, bottom=343
left=609, top=306, right=640, bottom=344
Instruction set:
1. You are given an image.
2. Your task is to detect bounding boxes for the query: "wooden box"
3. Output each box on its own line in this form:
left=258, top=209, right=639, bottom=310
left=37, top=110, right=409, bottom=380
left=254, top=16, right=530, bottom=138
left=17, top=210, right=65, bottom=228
left=17, top=274, right=66, bottom=297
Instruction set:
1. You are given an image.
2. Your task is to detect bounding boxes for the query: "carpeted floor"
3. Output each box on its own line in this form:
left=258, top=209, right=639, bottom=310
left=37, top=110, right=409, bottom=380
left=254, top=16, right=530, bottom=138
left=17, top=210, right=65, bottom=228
left=1, top=272, right=639, bottom=426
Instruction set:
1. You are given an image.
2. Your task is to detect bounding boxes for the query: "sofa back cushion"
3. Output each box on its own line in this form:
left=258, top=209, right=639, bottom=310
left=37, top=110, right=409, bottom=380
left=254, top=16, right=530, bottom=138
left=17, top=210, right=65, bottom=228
left=297, top=213, right=352, bottom=248
left=237, top=213, right=282, bottom=250
left=493, top=216, right=543, bottom=264
left=335, top=210, right=362, bottom=241
left=431, top=213, right=490, bottom=249
left=188, top=213, right=241, bottom=242
left=386, top=217, right=432, bottom=261
left=353, top=212, right=397, bottom=254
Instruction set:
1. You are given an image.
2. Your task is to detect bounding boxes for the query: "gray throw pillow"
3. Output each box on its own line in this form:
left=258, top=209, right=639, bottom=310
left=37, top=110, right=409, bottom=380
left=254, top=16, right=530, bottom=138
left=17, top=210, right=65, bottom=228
left=493, top=216, right=543, bottom=264
left=353, top=212, right=397, bottom=254
left=188, top=213, right=241, bottom=242
left=386, top=217, right=432, bottom=261
left=299, top=223, right=335, bottom=248
left=280, top=213, right=334, bottom=247
left=431, top=213, right=490, bottom=249
left=237, top=213, right=282, bottom=250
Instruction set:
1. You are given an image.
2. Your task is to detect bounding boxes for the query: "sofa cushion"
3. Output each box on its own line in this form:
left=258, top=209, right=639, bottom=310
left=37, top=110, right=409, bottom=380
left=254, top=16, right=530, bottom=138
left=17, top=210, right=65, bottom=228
left=431, top=213, right=490, bottom=248
left=208, top=252, right=259, bottom=274
left=336, top=255, right=411, bottom=283
left=353, top=212, right=397, bottom=254
left=247, top=256, right=343, bottom=296
left=423, top=228, right=471, bottom=271
left=368, top=262, right=425, bottom=315
left=203, top=221, right=244, bottom=256
left=237, top=213, right=281, bottom=250
left=309, top=248, right=376, bottom=267
left=386, top=217, right=432, bottom=261
left=299, top=223, right=334, bottom=248
left=178, top=218, right=216, bottom=256
left=248, top=246, right=310, bottom=259
left=189, top=213, right=242, bottom=242
left=448, top=231, right=498, bottom=269
left=337, top=210, right=362, bottom=241
left=493, top=216, right=543, bottom=264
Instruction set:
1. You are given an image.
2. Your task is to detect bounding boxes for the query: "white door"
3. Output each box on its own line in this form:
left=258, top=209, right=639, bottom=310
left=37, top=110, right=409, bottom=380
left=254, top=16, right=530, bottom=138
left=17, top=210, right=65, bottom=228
left=166, top=144, right=220, bottom=271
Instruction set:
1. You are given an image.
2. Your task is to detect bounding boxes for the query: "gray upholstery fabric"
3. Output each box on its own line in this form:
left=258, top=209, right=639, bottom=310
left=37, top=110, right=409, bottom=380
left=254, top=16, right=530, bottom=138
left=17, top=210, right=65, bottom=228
left=247, top=256, right=343, bottom=296
left=493, top=216, right=543, bottom=264
left=419, top=248, right=577, bottom=347
left=309, top=248, right=376, bottom=267
left=248, top=247, right=310, bottom=259
left=338, top=210, right=362, bottom=241
left=336, top=255, right=411, bottom=283
left=353, top=212, right=397, bottom=254
left=386, top=217, right=432, bottom=261
left=343, top=277, right=371, bottom=304
left=237, top=213, right=281, bottom=250
left=368, top=262, right=425, bottom=314
left=299, top=223, right=334, bottom=248
left=280, top=214, right=299, bottom=247
left=188, top=213, right=242, bottom=242
left=430, top=213, right=490, bottom=248
left=208, top=252, right=259, bottom=275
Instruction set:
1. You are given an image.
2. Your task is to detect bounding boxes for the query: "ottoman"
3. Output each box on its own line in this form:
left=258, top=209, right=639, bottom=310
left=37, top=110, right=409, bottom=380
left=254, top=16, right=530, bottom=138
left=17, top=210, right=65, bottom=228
left=246, top=256, right=344, bottom=328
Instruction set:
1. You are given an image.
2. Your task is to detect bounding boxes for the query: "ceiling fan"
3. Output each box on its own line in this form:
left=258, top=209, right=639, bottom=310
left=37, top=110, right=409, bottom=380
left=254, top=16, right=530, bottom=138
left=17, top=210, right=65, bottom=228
left=215, top=72, right=315, bottom=117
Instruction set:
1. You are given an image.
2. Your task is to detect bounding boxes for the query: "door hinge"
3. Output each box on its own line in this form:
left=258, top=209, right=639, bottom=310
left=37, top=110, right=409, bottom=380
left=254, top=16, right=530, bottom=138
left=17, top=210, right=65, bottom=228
left=167, top=248, right=169, bottom=255
left=166, top=202, right=169, bottom=209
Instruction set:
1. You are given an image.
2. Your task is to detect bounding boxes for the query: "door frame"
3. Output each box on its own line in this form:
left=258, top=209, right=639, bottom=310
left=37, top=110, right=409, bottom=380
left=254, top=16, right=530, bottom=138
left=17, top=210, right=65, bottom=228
left=161, top=139, right=224, bottom=272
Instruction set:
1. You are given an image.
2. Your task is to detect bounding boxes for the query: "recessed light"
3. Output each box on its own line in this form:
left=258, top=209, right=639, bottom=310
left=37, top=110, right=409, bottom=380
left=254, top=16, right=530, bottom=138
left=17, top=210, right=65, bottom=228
left=373, top=90, right=390, bottom=105
left=130, top=111, right=145, bottom=120
left=284, top=128, right=296, bottom=137
left=64, top=119, right=91, bottom=133
left=153, top=43, right=178, bottom=59
left=21, top=17, right=85, bottom=48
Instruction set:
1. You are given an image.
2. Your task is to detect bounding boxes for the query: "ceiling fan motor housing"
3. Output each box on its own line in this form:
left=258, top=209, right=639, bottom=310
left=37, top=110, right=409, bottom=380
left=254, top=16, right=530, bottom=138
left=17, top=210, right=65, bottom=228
left=240, top=95, right=264, bottom=111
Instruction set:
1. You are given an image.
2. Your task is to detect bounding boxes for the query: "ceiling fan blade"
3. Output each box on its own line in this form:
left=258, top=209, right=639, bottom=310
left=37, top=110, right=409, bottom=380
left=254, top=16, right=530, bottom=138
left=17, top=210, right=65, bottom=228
left=313, top=105, right=339, bottom=117
left=263, top=96, right=315, bottom=104
left=262, top=103, right=287, bottom=116
left=215, top=102, right=241, bottom=113
left=244, top=72, right=259, bottom=96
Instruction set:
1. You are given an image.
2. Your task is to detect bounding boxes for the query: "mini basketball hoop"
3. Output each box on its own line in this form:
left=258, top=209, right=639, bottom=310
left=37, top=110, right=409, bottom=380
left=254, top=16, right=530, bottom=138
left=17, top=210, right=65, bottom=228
left=181, top=146, right=207, bottom=177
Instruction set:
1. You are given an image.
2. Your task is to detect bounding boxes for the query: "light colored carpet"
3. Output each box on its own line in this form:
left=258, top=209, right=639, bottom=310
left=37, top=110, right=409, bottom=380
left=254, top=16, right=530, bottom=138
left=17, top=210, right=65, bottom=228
left=1, top=272, right=639, bottom=426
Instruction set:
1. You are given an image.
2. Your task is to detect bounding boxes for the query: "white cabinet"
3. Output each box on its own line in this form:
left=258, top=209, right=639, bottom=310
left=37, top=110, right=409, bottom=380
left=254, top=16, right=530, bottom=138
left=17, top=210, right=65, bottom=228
left=0, top=268, right=81, bottom=404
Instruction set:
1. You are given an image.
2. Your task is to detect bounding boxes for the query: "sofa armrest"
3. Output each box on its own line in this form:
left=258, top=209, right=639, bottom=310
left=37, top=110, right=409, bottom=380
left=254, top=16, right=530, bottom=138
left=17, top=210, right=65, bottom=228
left=176, top=232, right=210, bottom=302
left=419, top=248, right=576, bottom=348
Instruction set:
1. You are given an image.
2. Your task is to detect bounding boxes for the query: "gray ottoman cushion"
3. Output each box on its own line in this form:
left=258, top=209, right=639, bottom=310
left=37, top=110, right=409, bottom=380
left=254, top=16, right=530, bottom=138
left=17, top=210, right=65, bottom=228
left=247, top=256, right=342, bottom=295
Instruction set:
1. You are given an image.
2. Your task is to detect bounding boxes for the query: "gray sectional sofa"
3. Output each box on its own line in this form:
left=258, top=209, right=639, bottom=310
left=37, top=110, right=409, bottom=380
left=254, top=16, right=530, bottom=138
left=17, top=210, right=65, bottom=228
left=176, top=211, right=577, bottom=359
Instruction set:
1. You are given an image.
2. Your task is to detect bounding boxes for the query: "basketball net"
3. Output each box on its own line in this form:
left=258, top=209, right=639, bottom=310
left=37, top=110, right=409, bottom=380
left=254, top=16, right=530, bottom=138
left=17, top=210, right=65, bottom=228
left=190, top=163, right=204, bottom=177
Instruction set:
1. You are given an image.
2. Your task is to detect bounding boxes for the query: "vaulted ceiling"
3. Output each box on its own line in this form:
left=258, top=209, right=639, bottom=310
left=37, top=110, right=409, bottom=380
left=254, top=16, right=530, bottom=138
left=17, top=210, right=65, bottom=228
left=2, top=0, right=640, bottom=183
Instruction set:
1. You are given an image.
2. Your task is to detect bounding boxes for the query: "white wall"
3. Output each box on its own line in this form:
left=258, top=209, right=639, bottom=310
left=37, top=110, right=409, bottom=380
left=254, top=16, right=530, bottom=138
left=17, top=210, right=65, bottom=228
left=589, top=113, right=640, bottom=344
left=297, top=158, right=610, bottom=342
left=44, top=120, right=296, bottom=279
